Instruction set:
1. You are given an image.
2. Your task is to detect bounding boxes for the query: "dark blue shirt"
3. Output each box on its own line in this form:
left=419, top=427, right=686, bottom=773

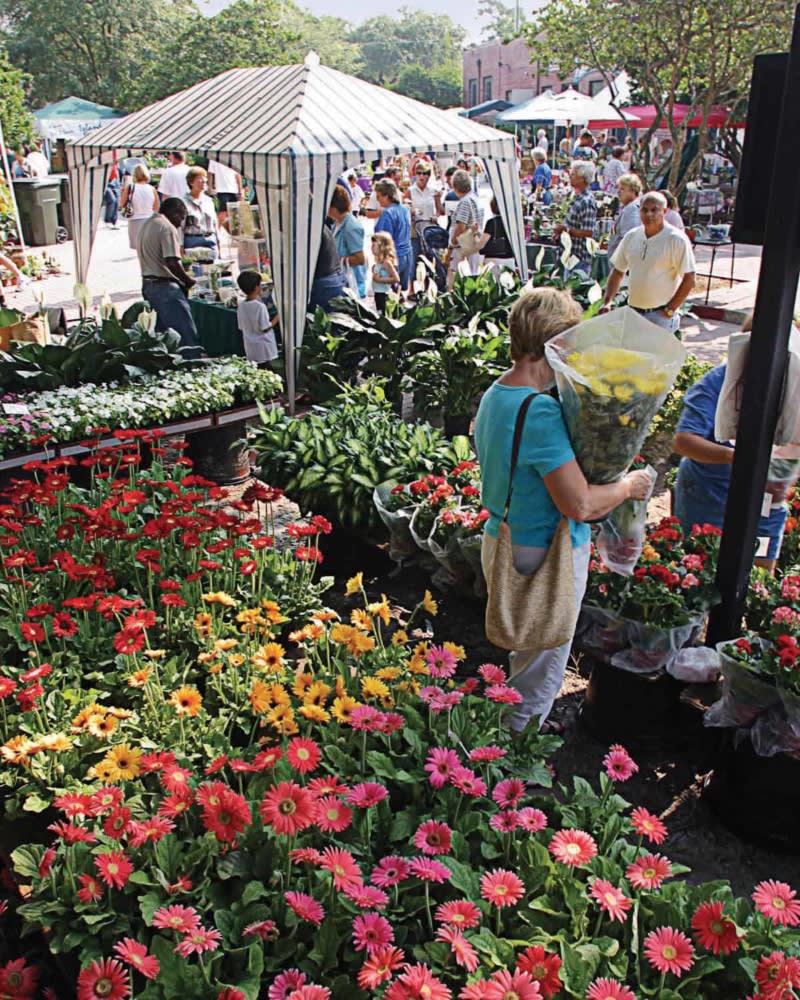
left=533, top=163, right=552, bottom=190
left=374, top=202, right=412, bottom=258
left=675, top=365, right=732, bottom=505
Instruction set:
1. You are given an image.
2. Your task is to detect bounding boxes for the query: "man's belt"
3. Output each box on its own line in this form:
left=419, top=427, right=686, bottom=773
left=142, top=276, right=179, bottom=284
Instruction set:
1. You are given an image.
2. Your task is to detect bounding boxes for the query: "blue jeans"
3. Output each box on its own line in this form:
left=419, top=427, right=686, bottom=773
left=103, top=180, right=120, bottom=224
left=635, top=307, right=681, bottom=335
left=675, top=458, right=787, bottom=560
left=142, top=281, right=200, bottom=353
left=309, top=271, right=347, bottom=312
left=397, top=252, right=413, bottom=289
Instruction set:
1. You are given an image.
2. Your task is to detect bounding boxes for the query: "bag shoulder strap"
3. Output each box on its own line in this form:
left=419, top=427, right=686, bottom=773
left=502, top=392, right=538, bottom=521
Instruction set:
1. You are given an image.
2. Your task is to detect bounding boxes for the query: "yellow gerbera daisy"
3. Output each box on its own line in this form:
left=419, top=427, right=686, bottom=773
left=391, top=629, right=409, bottom=647
left=103, top=744, right=141, bottom=782
left=345, top=572, right=363, bottom=596
left=127, top=667, right=152, bottom=688
left=93, top=760, right=117, bottom=783
left=202, top=591, right=238, bottom=607
left=214, top=638, right=239, bottom=652
left=258, top=642, right=286, bottom=673
left=330, top=623, right=357, bottom=645
left=375, top=667, right=401, bottom=682
left=193, top=612, right=213, bottom=636
left=228, top=653, right=245, bottom=668
left=142, top=648, right=166, bottom=660
left=298, top=704, right=330, bottom=723
left=293, top=673, right=315, bottom=699
left=362, top=676, right=390, bottom=701
left=367, top=596, right=391, bottom=626
left=443, top=641, right=466, bottom=662
left=304, top=680, right=332, bottom=707
left=1, top=736, right=37, bottom=764
left=350, top=609, right=373, bottom=632
left=422, top=589, right=438, bottom=616
left=168, top=686, right=203, bottom=717
left=72, top=703, right=103, bottom=730
left=260, top=599, right=288, bottom=625
left=87, top=713, right=118, bottom=739
left=407, top=654, right=429, bottom=676
left=331, top=695, right=359, bottom=724
left=36, top=733, right=72, bottom=752
left=249, top=680, right=272, bottom=714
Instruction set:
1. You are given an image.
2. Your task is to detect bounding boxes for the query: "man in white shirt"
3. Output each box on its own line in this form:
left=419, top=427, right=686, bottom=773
left=535, top=129, right=549, bottom=154
left=24, top=144, right=50, bottom=178
left=207, top=159, right=243, bottom=226
left=601, top=191, right=696, bottom=333
left=157, top=151, right=190, bottom=200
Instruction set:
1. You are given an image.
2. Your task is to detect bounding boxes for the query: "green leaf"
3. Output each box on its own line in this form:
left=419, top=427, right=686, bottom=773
left=11, top=845, right=42, bottom=879
left=366, top=750, right=396, bottom=779
left=242, top=880, right=268, bottom=906
left=22, top=792, right=51, bottom=812
left=139, top=891, right=163, bottom=927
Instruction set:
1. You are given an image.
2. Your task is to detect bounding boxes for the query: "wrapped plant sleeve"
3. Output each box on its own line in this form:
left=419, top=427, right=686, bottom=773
left=704, top=640, right=781, bottom=729
left=609, top=615, right=705, bottom=674
left=373, top=484, right=418, bottom=562
left=545, top=307, right=686, bottom=483
left=596, top=465, right=657, bottom=575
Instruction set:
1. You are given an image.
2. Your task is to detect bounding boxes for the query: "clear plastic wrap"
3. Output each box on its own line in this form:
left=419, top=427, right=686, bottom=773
left=667, top=645, right=722, bottom=684
left=373, top=484, right=418, bottom=562
left=704, top=640, right=781, bottom=729
left=596, top=465, right=657, bottom=575
left=409, top=505, right=435, bottom=553
left=458, top=534, right=487, bottom=597
left=750, top=705, right=800, bottom=757
left=609, top=615, right=705, bottom=674
left=428, top=513, right=475, bottom=587
left=545, top=306, right=686, bottom=483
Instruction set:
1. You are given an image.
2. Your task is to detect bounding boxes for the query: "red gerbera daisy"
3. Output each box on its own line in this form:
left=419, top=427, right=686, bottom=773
left=690, top=900, right=740, bottom=956
left=424, top=747, right=460, bottom=789
left=630, top=806, right=667, bottom=845
left=243, top=919, right=279, bottom=941
left=436, top=925, right=479, bottom=972
left=201, top=786, right=252, bottom=843
left=517, top=807, right=548, bottom=834
left=316, top=795, right=352, bottom=834
left=643, top=927, right=694, bottom=977
left=95, top=851, right=133, bottom=890
left=755, top=950, right=800, bottom=999
left=268, top=970, right=306, bottom=1000
left=260, top=782, right=318, bottom=836
left=76, top=958, right=130, bottom=1000
left=483, top=969, right=541, bottom=999
left=152, top=904, right=201, bottom=934
left=0, top=958, right=39, bottom=997
left=492, top=778, right=525, bottom=808
left=516, top=945, right=562, bottom=998
left=602, top=744, right=638, bottom=782
left=77, top=873, right=104, bottom=904
left=752, top=879, right=800, bottom=927
left=480, top=868, right=525, bottom=908
left=285, top=891, right=325, bottom=926
left=113, top=939, right=160, bottom=980
left=343, top=884, right=389, bottom=910
left=626, top=853, right=672, bottom=891
left=357, top=946, right=405, bottom=990
left=103, top=806, right=132, bottom=841
left=346, top=782, right=389, bottom=809
left=352, top=912, right=394, bottom=955
left=174, top=926, right=222, bottom=958
left=320, top=846, right=362, bottom=890
left=409, top=857, right=451, bottom=884
left=286, top=737, right=321, bottom=774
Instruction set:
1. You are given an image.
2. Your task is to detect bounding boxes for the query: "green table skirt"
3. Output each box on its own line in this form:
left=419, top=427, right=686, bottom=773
left=190, top=299, right=245, bottom=357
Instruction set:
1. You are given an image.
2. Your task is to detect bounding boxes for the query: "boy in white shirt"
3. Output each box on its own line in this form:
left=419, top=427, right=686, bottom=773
left=236, top=270, right=278, bottom=365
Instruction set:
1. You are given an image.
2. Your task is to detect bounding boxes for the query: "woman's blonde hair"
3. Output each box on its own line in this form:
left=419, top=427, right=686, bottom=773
left=186, top=166, right=207, bottom=186
left=371, top=231, right=398, bottom=265
left=618, top=173, right=642, bottom=195
left=133, top=163, right=150, bottom=183
left=509, top=286, right=583, bottom=361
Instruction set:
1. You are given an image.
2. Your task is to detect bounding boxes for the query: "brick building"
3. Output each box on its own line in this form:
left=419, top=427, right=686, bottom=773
left=462, top=37, right=606, bottom=108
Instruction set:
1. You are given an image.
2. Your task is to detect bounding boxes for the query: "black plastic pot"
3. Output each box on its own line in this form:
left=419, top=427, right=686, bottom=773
left=185, top=422, right=251, bottom=484
left=705, top=731, right=800, bottom=852
left=579, top=656, right=687, bottom=747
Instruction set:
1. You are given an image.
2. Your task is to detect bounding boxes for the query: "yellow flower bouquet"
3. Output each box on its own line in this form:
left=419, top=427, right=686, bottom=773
left=545, top=307, right=686, bottom=483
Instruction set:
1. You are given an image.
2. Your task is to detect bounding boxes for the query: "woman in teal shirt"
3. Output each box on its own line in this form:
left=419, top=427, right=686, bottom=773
left=475, top=287, right=653, bottom=732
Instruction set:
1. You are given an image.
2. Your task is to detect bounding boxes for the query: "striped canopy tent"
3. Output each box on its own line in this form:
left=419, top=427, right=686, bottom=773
left=67, top=55, right=526, bottom=403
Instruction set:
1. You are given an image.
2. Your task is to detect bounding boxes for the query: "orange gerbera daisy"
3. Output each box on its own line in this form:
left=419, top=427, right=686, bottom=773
left=168, top=686, right=202, bottom=717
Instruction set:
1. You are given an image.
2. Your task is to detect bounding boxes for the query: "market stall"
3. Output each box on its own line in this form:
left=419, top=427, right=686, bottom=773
left=66, top=55, right=527, bottom=407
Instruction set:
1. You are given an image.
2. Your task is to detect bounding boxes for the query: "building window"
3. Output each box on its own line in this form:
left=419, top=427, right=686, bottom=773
left=589, top=79, right=604, bottom=96
left=506, top=90, right=513, bottom=101
left=468, top=79, right=478, bottom=106
left=483, top=76, right=493, bottom=101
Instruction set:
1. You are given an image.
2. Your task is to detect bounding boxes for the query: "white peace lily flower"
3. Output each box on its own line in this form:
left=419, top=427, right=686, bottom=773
left=587, top=282, right=603, bottom=305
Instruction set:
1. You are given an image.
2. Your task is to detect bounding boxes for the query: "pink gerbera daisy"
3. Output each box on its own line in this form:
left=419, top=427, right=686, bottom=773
left=316, top=795, right=353, bottom=834
left=268, top=970, right=306, bottom=1000
left=490, top=809, right=520, bottom=833
left=346, top=782, right=389, bottom=809
left=371, top=855, right=410, bottom=888
left=152, top=904, right=201, bottom=934
left=343, top=884, right=389, bottom=910
left=384, top=964, right=452, bottom=1000
left=690, top=901, right=740, bottom=956
left=602, top=745, right=639, bottom=782
left=478, top=663, right=507, bottom=684
left=752, top=879, right=800, bottom=927
left=174, top=926, right=222, bottom=958
left=320, top=846, right=362, bottom=890
left=352, top=912, right=394, bottom=955
left=643, top=927, right=694, bottom=977
left=549, top=829, right=598, bottom=868
left=434, top=899, right=481, bottom=929
left=586, top=978, right=636, bottom=1000
left=285, top=891, right=325, bottom=926
left=517, top=807, right=548, bottom=833
left=76, top=958, right=130, bottom=1000
left=424, top=747, right=460, bottom=789
left=450, top=766, right=487, bottom=797
left=492, top=778, right=525, bottom=808
left=260, top=782, right=318, bottom=836
left=589, top=879, right=632, bottom=923
left=286, top=737, right=321, bottom=774
left=95, top=851, right=133, bottom=890
left=426, top=645, right=458, bottom=678
left=413, top=820, right=453, bottom=855
left=484, top=684, right=523, bottom=705
left=436, top=925, right=479, bottom=972
left=469, top=745, right=507, bottom=764
left=629, top=806, right=667, bottom=845
left=480, top=868, right=525, bottom=908
left=113, top=939, right=160, bottom=980
left=626, top=853, right=672, bottom=891
left=409, top=857, right=451, bottom=883
left=483, top=969, right=541, bottom=999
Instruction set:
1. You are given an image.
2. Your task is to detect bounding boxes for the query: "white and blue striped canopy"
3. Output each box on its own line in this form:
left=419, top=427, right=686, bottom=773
left=67, top=58, right=526, bottom=403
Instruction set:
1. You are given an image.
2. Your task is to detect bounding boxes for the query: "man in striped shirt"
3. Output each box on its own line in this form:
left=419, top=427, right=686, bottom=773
left=554, top=162, right=597, bottom=275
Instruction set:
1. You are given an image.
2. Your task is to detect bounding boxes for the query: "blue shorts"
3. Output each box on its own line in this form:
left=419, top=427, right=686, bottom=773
left=675, top=458, right=787, bottom=560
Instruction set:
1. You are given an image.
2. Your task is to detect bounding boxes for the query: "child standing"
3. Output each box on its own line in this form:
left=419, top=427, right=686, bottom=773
left=371, top=232, right=399, bottom=314
left=236, top=270, right=278, bottom=365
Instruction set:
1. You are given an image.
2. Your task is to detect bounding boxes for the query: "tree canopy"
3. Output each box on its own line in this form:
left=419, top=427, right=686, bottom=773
left=0, top=0, right=466, bottom=113
left=0, top=43, right=33, bottom=149
left=525, top=0, right=794, bottom=191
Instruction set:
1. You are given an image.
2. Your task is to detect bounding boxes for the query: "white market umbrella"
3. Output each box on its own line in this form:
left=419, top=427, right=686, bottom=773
left=500, top=88, right=639, bottom=125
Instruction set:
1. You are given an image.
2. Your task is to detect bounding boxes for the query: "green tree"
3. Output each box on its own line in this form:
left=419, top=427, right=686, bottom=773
left=0, top=44, right=33, bottom=149
left=393, top=63, right=462, bottom=107
left=0, top=0, right=196, bottom=108
left=283, top=9, right=362, bottom=75
left=350, top=8, right=466, bottom=86
left=478, top=0, right=526, bottom=43
left=525, top=0, right=794, bottom=192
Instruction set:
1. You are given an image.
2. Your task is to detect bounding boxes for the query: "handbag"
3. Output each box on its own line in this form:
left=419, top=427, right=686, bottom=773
left=485, top=392, right=577, bottom=654
left=454, top=196, right=490, bottom=256
left=121, top=182, right=135, bottom=219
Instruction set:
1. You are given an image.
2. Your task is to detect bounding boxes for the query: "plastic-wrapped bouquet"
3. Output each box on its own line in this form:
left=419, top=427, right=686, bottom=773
left=545, top=307, right=686, bottom=483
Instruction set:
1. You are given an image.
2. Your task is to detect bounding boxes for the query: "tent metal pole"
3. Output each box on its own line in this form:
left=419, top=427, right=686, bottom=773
left=0, top=120, right=27, bottom=253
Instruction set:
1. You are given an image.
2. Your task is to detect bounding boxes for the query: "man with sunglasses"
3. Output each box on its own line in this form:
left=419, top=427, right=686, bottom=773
left=600, top=191, right=696, bottom=333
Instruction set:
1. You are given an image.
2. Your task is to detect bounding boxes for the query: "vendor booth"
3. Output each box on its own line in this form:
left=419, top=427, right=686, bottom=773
left=66, top=54, right=526, bottom=408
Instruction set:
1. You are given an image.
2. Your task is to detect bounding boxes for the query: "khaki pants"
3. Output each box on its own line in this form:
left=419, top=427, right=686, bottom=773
left=481, top=533, right=590, bottom=730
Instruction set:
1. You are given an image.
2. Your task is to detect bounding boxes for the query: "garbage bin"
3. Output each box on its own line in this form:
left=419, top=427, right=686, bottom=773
left=54, top=174, right=72, bottom=240
left=12, top=178, right=63, bottom=246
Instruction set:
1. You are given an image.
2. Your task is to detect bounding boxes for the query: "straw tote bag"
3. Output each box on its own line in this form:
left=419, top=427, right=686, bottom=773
left=485, top=392, right=577, bottom=654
